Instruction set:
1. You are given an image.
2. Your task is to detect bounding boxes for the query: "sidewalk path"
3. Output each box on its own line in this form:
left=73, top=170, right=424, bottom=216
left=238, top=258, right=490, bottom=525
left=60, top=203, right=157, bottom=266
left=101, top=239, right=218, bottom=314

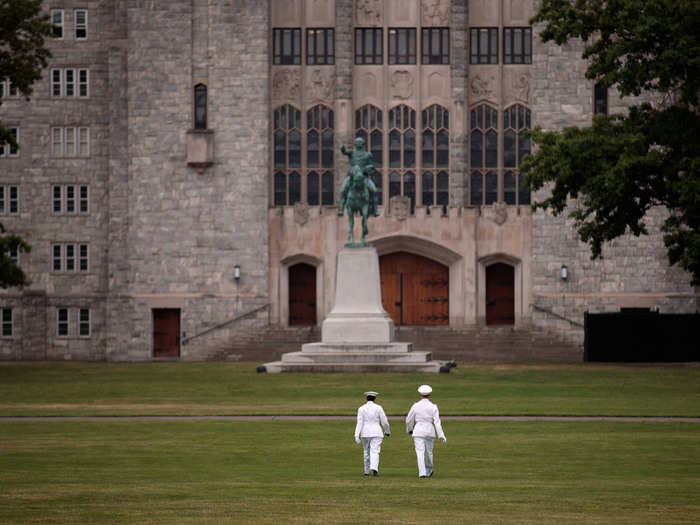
left=2, top=415, right=699, bottom=422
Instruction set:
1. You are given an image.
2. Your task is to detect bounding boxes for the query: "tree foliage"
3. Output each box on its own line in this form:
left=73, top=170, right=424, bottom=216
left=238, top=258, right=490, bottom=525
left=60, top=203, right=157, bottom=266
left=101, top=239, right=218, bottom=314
left=524, top=0, right=700, bottom=284
left=0, top=223, right=31, bottom=288
left=0, top=0, right=53, bottom=146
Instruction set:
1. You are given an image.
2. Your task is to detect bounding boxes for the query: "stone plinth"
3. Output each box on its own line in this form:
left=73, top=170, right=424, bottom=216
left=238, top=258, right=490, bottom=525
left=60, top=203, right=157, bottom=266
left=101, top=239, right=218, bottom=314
left=260, top=246, right=448, bottom=373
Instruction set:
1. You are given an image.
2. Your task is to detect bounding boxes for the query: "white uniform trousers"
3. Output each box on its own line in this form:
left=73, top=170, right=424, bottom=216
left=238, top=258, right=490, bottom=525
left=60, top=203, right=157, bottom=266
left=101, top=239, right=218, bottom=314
left=413, top=436, right=434, bottom=477
left=361, top=436, right=383, bottom=473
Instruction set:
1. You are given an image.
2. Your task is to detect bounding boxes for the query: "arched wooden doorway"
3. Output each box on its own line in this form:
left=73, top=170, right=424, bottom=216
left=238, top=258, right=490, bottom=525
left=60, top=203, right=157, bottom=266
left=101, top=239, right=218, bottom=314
left=486, top=263, right=514, bottom=325
left=379, top=252, right=448, bottom=325
left=289, top=263, right=316, bottom=325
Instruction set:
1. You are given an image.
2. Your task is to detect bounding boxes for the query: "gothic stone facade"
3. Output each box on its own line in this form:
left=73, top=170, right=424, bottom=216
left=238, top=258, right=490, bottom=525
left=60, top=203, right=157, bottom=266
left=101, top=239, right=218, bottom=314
left=0, top=0, right=696, bottom=361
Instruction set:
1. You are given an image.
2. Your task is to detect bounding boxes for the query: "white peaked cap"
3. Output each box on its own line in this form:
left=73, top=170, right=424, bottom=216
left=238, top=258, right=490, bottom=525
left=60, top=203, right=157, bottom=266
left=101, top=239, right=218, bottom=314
left=364, top=391, right=379, bottom=397
left=418, top=384, right=432, bottom=395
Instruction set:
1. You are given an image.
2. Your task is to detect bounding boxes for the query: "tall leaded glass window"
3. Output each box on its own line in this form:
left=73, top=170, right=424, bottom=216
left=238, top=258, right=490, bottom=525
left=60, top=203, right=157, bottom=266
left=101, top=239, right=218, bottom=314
left=194, top=84, right=207, bottom=130
left=273, top=28, right=301, bottom=65
left=355, top=105, right=384, bottom=205
left=503, top=104, right=531, bottom=205
left=470, top=104, right=498, bottom=205
left=274, top=105, right=302, bottom=206
left=421, top=105, right=449, bottom=210
left=594, top=82, right=608, bottom=115
left=388, top=105, right=416, bottom=213
left=307, top=105, right=334, bottom=205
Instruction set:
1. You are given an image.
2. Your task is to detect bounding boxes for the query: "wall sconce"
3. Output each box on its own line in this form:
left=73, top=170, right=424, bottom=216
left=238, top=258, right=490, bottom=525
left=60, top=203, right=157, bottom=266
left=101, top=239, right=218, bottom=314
left=560, top=264, right=568, bottom=281
left=234, top=264, right=241, bottom=281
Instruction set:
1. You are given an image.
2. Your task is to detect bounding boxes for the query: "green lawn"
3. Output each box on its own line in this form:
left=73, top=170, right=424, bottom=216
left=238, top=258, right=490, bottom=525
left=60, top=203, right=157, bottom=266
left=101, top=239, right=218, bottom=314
left=1, top=420, right=698, bottom=524
left=0, top=362, right=699, bottom=417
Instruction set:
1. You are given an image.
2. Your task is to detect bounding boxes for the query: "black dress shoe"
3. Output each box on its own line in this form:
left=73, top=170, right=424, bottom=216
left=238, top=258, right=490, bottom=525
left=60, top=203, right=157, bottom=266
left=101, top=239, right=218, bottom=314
left=428, top=471, right=433, bottom=477
left=363, top=473, right=369, bottom=476
left=371, top=470, right=378, bottom=476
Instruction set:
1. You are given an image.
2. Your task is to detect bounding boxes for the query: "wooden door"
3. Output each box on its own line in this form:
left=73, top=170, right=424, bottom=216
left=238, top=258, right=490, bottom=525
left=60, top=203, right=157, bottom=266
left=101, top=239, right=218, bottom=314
left=486, top=263, right=515, bottom=325
left=153, top=309, right=180, bottom=358
left=289, top=263, right=317, bottom=325
left=380, top=252, right=448, bottom=326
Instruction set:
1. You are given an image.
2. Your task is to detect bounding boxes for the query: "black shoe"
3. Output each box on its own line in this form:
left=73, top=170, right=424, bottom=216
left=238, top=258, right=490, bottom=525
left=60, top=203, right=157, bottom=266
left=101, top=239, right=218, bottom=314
left=371, top=470, right=378, bottom=477
left=363, top=473, right=369, bottom=476
left=419, top=475, right=427, bottom=478
left=428, top=471, right=434, bottom=477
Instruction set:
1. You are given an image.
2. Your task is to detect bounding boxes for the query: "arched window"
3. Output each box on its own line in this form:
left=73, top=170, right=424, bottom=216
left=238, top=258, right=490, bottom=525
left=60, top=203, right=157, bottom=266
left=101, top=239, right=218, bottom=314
left=273, top=104, right=302, bottom=206
left=194, top=84, right=207, bottom=130
left=355, top=104, right=383, bottom=205
left=422, top=104, right=449, bottom=211
left=469, top=104, right=498, bottom=205
left=388, top=104, right=416, bottom=213
left=503, top=104, right=531, bottom=205
left=307, top=105, right=334, bottom=205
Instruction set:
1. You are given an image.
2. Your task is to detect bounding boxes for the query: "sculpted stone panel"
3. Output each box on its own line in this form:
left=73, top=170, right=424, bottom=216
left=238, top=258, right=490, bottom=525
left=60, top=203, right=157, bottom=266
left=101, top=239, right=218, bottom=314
left=389, top=195, right=411, bottom=221
left=390, top=70, right=414, bottom=100
left=504, top=0, right=534, bottom=25
left=386, top=0, right=418, bottom=24
left=355, top=70, right=381, bottom=102
left=423, top=70, right=449, bottom=101
left=272, top=69, right=301, bottom=104
left=355, top=0, right=382, bottom=26
left=422, top=0, right=450, bottom=26
left=504, top=69, right=531, bottom=106
left=306, top=0, right=335, bottom=26
left=272, top=0, right=302, bottom=26
left=469, top=72, right=497, bottom=104
left=306, top=68, right=335, bottom=104
left=468, top=0, right=499, bottom=26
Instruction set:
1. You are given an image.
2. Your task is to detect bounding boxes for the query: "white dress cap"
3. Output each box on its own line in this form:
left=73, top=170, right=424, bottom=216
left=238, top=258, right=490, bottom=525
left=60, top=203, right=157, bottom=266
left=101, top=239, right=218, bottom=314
left=417, top=384, right=432, bottom=395
left=364, top=391, right=379, bottom=397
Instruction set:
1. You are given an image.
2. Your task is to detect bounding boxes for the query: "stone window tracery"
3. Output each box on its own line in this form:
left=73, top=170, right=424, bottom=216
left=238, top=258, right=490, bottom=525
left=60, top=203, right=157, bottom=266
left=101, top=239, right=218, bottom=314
left=388, top=104, right=417, bottom=213
left=306, top=105, right=334, bottom=206
left=470, top=104, right=498, bottom=205
left=421, top=105, right=449, bottom=210
left=355, top=104, right=384, bottom=205
left=274, top=104, right=302, bottom=206
left=503, top=104, right=531, bottom=205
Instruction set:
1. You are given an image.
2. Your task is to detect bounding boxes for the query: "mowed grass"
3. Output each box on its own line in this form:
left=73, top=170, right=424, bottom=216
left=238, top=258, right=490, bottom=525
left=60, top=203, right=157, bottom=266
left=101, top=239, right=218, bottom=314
left=1, top=420, right=699, bottom=524
left=1, top=362, right=699, bottom=416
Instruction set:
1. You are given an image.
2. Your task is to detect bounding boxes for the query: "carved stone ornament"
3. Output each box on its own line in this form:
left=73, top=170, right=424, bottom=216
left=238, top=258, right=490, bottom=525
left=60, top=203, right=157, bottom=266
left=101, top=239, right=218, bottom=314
left=391, top=71, right=414, bottom=100
left=422, top=0, right=450, bottom=26
left=512, top=74, right=531, bottom=103
left=355, top=0, right=382, bottom=26
left=390, top=195, right=411, bottom=221
left=294, top=202, right=309, bottom=226
left=307, top=69, right=335, bottom=103
left=470, top=74, right=495, bottom=100
left=272, top=69, right=300, bottom=102
left=491, top=201, right=508, bottom=226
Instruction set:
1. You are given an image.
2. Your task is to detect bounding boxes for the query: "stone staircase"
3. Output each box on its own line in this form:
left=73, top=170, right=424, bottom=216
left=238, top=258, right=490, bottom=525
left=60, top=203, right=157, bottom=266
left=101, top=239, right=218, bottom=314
left=199, top=324, right=582, bottom=364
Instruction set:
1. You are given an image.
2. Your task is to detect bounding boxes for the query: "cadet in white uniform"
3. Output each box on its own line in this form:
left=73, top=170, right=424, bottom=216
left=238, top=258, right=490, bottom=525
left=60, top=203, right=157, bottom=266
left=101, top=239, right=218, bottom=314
left=354, top=391, right=391, bottom=476
left=405, top=384, right=446, bottom=478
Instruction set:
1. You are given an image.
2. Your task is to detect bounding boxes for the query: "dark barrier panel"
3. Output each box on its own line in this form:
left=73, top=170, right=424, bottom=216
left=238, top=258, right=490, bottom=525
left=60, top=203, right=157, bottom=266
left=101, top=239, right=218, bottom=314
left=584, top=311, right=700, bottom=362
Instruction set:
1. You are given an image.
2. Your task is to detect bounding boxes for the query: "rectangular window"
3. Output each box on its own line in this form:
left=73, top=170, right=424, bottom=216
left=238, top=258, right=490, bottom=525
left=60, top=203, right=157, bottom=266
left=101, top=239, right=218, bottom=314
left=65, top=69, right=75, bottom=97
left=65, top=244, right=75, bottom=271
left=53, top=244, right=62, bottom=271
left=306, top=28, right=334, bottom=65
left=79, top=308, right=91, bottom=336
left=65, top=127, right=76, bottom=156
left=57, top=308, right=69, bottom=337
left=78, top=127, right=89, bottom=156
left=52, top=9, right=64, bottom=39
left=78, top=69, right=89, bottom=97
left=1, top=308, right=12, bottom=337
left=355, top=28, right=383, bottom=65
left=470, top=28, right=498, bottom=64
left=52, top=127, right=63, bottom=155
left=52, top=69, right=62, bottom=96
left=51, top=127, right=89, bottom=157
left=75, top=9, right=88, bottom=40
left=53, top=185, right=62, bottom=213
left=273, top=28, right=301, bottom=65
left=0, top=128, right=19, bottom=157
left=421, top=28, right=449, bottom=65
left=594, top=82, right=608, bottom=115
left=389, top=28, right=416, bottom=65
left=79, top=244, right=89, bottom=272
left=79, top=185, right=89, bottom=213
left=8, top=81, right=18, bottom=97
left=66, top=185, right=75, bottom=213
left=0, top=187, right=4, bottom=214
left=504, top=27, right=532, bottom=64
left=9, top=185, right=18, bottom=213
left=9, top=246, right=18, bottom=265
left=51, top=69, right=89, bottom=97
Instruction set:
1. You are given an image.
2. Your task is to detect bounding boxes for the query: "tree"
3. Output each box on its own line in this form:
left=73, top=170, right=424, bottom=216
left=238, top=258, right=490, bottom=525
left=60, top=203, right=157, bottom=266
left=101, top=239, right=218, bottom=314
left=0, top=0, right=52, bottom=287
left=522, top=0, right=700, bottom=284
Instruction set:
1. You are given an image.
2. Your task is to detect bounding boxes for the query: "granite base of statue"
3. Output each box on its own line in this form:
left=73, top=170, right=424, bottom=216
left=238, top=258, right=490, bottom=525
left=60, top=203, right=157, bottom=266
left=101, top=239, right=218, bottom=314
left=260, top=246, right=447, bottom=373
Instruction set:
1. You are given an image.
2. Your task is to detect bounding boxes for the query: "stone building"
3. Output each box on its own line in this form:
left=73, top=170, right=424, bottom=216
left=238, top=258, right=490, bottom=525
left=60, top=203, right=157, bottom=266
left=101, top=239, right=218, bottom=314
left=0, top=0, right=696, bottom=362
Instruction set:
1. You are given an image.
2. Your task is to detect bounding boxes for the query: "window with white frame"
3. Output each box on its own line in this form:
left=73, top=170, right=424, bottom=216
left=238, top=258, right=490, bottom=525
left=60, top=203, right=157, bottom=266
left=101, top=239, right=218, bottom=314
left=51, top=68, right=89, bottom=97
left=0, top=79, right=19, bottom=98
left=53, top=184, right=89, bottom=214
left=51, top=9, right=64, bottom=38
left=55, top=308, right=92, bottom=338
left=75, top=9, right=88, bottom=40
left=79, top=308, right=91, bottom=336
left=52, top=243, right=89, bottom=273
left=1, top=308, right=12, bottom=337
left=8, top=246, right=19, bottom=266
left=51, top=127, right=90, bottom=157
left=0, top=185, right=20, bottom=214
left=0, top=128, right=19, bottom=157
left=57, top=308, right=69, bottom=336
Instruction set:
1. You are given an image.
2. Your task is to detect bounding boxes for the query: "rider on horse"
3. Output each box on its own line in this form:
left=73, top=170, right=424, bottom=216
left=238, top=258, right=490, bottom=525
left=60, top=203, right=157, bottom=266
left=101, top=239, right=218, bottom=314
left=339, top=137, right=379, bottom=218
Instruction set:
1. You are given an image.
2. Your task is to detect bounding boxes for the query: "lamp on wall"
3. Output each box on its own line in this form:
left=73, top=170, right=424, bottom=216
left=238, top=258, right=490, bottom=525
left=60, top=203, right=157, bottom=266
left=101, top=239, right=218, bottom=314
left=234, top=264, right=241, bottom=281
left=560, top=264, right=568, bottom=281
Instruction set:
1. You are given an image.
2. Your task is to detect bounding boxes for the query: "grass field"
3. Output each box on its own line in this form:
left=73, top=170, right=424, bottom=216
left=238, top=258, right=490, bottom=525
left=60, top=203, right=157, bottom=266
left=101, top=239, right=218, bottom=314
left=1, top=362, right=699, bottom=523
left=1, top=362, right=699, bottom=416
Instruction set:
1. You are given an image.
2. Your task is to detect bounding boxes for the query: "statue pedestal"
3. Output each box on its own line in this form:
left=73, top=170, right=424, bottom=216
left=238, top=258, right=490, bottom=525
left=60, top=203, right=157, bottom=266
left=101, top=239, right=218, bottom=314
left=260, top=246, right=447, bottom=373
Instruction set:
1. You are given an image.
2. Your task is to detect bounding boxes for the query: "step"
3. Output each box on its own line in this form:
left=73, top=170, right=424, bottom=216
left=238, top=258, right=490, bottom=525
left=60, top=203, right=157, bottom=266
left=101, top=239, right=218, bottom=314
left=259, top=361, right=447, bottom=373
left=301, top=342, right=413, bottom=353
left=281, top=351, right=432, bottom=363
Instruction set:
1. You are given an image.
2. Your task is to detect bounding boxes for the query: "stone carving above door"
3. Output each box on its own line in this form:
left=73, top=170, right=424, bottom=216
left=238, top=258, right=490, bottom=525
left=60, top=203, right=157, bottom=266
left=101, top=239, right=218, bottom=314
left=307, top=69, right=335, bottom=103
left=294, top=202, right=309, bottom=226
left=272, top=69, right=301, bottom=103
left=356, top=0, right=382, bottom=26
left=470, top=74, right=496, bottom=102
left=391, top=71, right=414, bottom=100
left=422, top=0, right=450, bottom=26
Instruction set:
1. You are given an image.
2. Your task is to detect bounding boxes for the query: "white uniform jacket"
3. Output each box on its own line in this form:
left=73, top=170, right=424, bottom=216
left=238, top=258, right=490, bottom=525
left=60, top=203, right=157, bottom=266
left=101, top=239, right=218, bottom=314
left=405, top=398, right=446, bottom=440
left=355, top=401, right=391, bottom=439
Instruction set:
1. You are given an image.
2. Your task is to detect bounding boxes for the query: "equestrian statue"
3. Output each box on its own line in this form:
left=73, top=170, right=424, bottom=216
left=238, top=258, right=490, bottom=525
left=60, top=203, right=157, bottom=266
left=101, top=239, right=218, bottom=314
left=338, top=137, right=379, bottom=247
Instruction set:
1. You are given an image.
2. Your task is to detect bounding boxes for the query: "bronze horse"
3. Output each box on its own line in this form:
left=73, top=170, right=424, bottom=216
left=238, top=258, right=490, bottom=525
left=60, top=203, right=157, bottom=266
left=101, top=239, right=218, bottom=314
left=338, top=164, right=374, bottom=246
